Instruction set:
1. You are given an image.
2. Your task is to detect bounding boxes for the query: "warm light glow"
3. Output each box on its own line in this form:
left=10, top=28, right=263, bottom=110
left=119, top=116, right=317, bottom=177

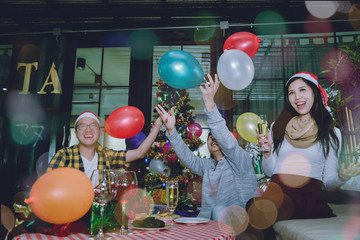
left=248, top=198, right=278, bottom=230
left=257, top=182, right=285, bottom=208
left=279, top=152, right=312, bottom=188
left=217, top=206, right=249, bottom=235
left=349, top=5, right=360, bottom=31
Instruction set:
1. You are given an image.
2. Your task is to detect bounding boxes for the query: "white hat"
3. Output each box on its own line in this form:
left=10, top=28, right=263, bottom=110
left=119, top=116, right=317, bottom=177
left=75, top=111, right=101, bottom=127
left=286, top=71, right=328, bottom=107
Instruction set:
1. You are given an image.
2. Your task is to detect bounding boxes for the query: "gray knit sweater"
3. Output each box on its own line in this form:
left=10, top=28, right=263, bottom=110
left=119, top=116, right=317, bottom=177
left=166, top=106, right=258, bottom=219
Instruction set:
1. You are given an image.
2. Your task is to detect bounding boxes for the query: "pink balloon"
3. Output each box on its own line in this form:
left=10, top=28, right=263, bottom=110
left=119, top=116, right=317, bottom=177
left=223, top=32, right=261, bottom=58
left=187, top=122, right=202, bottom=138
left=162, top=142, right=178, bottom=162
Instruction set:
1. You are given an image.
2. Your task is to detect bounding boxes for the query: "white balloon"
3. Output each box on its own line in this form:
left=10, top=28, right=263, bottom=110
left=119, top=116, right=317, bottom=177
left=217, top=49, right=255, bottom=90
left=149, top=159, right=171, bottom=176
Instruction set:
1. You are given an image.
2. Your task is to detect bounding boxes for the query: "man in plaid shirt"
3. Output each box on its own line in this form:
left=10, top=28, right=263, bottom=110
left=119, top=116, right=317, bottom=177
left=47, top=111, right=162, bottom=182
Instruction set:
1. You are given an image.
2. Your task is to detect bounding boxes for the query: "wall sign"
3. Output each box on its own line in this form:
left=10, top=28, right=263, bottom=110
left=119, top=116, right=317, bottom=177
left=17, top=62, right=63, bottom=94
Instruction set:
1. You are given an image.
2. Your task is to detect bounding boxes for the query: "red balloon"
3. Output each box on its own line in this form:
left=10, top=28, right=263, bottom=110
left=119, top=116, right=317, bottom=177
left=162, top=142, right=178, bottom=162
left=223, top=32, right=261, bottom=58
left=24, top=168, right=94, bottom=224
left=187, top=122, right=202, bottom=138
left=105, top=106, right=145, bottom=139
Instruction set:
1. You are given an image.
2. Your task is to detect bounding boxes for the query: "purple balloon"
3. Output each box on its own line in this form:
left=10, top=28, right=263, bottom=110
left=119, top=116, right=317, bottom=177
left=125, top=131, right=147, bottom=150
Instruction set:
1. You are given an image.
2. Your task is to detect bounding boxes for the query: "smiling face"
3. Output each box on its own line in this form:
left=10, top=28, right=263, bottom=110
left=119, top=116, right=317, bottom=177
left=288, top=78, right=315, bottom=119
left=75, top=117, right=100, bottom=148
left=207, top=135, right=221, bottom=154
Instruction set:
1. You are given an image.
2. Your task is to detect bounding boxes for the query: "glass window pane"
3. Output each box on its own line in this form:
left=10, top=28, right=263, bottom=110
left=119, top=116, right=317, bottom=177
left=103, top=47, right=130, bottom=86
left=100, top=87, right=129, bottom=120
left=74, top=48, right=102, bottom=86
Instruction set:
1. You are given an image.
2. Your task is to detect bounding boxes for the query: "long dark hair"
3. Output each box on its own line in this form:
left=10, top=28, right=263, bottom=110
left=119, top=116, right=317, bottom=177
left=272, top=77, right=340, bottom=158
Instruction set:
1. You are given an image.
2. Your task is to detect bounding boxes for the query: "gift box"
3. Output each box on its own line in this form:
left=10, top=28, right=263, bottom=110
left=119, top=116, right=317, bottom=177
left=153, top=189, right=167, bottom=205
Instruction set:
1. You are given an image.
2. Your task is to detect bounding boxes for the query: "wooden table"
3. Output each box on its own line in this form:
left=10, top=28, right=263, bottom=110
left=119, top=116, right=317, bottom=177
left=14, top=220, right=235, bottom=240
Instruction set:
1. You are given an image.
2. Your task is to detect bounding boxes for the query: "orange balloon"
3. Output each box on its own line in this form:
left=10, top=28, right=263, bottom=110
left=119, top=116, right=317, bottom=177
left=25, top=168, right=94, bottom=224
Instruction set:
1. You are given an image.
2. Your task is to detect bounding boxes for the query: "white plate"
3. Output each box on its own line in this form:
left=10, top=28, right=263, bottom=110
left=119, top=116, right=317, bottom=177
left=174, top=217, right=209, bottom=224
left=131, top=225, right=170, bottom=231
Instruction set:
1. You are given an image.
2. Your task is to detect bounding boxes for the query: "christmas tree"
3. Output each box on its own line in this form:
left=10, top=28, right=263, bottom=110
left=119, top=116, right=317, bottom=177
left=144, top=79, right=205, bottom=210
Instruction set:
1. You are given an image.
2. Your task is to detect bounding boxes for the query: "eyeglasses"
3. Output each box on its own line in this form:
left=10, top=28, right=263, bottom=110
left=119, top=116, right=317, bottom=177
left=76, top=123, right=100, bottom=130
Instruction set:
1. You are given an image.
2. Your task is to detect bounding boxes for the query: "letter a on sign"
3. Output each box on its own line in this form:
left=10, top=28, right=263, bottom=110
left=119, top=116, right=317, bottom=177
left=38, top=62, right=63, bottom=94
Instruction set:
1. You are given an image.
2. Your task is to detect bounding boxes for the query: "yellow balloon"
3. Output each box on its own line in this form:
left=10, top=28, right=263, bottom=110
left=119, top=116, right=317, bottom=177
left=236, top=112, right=260, bottom=143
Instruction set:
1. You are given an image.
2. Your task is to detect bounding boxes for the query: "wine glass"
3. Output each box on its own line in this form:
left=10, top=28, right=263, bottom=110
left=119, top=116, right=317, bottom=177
left=257, top=119, right=268, bottom=152
left=166, top=180, right=179, bottom=228
left=114, top=170, right=138, bottom=235
left=90, top=169, right=118, bottom=240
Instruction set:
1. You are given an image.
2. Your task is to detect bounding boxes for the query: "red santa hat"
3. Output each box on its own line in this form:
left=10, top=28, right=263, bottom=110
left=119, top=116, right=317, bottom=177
left=75, top=111, right=101, bottom=127
left=286, top=71, right=328, bottom=107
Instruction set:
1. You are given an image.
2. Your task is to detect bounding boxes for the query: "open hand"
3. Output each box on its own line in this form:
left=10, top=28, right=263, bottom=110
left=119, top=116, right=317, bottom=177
left=155, top=104, right=176, bottom=134
left=200, top=74, right=220, bottom=111
left=339, top=162, right=360, bottom=181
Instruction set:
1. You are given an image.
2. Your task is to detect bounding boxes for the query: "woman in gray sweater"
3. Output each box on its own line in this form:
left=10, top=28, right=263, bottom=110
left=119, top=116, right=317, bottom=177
left=155, top=74, right=258, bottom=220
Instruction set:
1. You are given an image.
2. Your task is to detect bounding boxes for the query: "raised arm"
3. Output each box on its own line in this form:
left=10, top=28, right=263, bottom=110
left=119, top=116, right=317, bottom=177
left=125, top=116, right=162, bottom=162
left=155, top=104, right=176, bottom=134
left=155, top=104, right=207, bottom=176
left=200, top=74, right=219, bottom=112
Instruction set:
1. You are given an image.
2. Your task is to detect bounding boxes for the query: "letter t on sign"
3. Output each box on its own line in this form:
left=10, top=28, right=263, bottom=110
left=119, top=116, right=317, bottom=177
left=17, top=62, right=39, bottom=94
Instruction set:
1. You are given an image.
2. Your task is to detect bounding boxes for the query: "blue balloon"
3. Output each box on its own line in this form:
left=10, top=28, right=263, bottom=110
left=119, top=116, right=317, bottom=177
left=125, top=131, right=147, bottom=150
left=158, top=50, right=204, bottom=89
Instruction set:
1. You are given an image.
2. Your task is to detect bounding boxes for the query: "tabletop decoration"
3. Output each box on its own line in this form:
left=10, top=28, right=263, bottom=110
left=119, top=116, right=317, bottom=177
left=144, top=169, right=195, bottom=185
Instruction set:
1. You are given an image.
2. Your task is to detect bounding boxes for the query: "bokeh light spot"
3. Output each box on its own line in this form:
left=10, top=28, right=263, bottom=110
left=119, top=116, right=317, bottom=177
left=114, top=188, right=154, bottom=224
left=257, top=182, right=284, bottom=208
left=128, top=30, right=159, bottom=60
left=279, top=152, right=312, bottom=188
left=103, top=32, right=128, bottom=46
left=337, top=1, right=353, bottom=14
left=248, top=198, right=278, bottom=230
left=254, top=10, right=288, bottom=35
left=343, top=205, right=360, bottom=239
left=304, top=15, right=333, bottom=33
left=321, top=48, right=355, bottom=85
left=305, top=1, right=339, bottom=19
left=10, top=113, right=39, bottom=145
left=218, top=205, right=249, bottom=235
left=349, top=5, right=360, bottom=31
left=194, top=20, right=219, bottom=44
left=6, top=91, right=44, bottom=122
left=214, top=83, right=238, bottom=110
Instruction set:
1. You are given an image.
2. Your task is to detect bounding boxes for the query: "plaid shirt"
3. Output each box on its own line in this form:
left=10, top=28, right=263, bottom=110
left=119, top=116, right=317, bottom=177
left=47, top=143, right=128, bottom=180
